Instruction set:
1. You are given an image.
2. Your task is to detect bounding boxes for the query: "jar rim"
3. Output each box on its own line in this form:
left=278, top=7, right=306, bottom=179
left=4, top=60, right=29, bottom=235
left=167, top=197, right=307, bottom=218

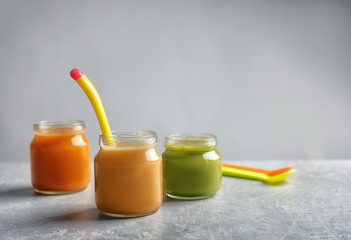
left=33, top=120, right=85, bottom=134
left=100, top=130, right=158, bottom=148
left=164, top=133, right=217, bottom=150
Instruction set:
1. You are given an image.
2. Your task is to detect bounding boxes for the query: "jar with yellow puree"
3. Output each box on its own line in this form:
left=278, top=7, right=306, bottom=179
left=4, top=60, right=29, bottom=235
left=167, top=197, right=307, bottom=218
left=94, top=130, right=162, bottom=217
left=162, top=133, right=222, bottom=200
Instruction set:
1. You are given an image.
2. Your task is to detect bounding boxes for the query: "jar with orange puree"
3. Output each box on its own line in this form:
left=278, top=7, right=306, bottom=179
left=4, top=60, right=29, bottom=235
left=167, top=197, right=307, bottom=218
left=94, top=130, right=163, bottom=217
left=30, top=120, right=90, bottom=194
left=162, top=133, right=222, bottom=199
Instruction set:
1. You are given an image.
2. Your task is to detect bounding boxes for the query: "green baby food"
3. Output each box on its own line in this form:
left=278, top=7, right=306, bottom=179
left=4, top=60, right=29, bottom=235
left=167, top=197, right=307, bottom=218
left=163, top=144, right=221, bottom=199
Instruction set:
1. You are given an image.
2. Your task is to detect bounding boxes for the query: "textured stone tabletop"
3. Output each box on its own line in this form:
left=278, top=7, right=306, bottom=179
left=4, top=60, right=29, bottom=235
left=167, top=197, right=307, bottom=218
left=1, top=160, right=351, bottom=240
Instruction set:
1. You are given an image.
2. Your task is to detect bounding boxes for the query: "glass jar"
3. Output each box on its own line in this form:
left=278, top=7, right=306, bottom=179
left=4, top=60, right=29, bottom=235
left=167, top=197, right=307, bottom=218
left=30, top=120, right=90, bottom=194
left=94, top=130, right=163, bottom=218
left=162, top=133, right=222, bottom=200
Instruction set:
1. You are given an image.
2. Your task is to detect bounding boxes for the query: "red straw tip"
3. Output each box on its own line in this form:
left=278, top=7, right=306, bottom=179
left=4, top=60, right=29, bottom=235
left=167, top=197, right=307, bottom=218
left=70, top=68, right=84, bottom=80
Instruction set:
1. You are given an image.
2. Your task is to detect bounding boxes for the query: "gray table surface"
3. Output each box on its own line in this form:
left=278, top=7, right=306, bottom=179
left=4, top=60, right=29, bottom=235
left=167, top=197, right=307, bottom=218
left=1, top=160, right=350, bottom=240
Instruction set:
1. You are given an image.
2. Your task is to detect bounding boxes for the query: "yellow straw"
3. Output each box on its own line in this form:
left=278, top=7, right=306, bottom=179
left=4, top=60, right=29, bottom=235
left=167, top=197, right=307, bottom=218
left=70, top=69, right=112, bottom=137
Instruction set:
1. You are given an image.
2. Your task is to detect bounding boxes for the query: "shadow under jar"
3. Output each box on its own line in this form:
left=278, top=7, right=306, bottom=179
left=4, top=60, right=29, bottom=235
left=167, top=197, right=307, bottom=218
left=162, top=133, right=222, bottom=200
left=30, top=120, right=90, bottom=195
left=94, top=130, right=163, bottom=218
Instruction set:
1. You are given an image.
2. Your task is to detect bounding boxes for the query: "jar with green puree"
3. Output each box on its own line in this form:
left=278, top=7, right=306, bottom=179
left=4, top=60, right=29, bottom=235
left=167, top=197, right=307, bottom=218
left=162, top=133, right=222, bottom=200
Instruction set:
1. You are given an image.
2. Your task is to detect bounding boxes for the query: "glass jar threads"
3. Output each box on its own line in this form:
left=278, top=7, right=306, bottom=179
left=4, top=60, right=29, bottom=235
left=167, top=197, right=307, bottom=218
left=30, top=120, right=90, bottom=194
left=162, top=133, right=222, bottom=200
left=94, top=130, right=163, bottom=218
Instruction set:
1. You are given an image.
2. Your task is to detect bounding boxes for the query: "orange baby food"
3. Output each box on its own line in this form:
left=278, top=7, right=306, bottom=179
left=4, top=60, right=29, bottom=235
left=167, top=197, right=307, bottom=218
left=94, top=130, right=162, bottom=217
left=30, top=120, right=90, bottom=194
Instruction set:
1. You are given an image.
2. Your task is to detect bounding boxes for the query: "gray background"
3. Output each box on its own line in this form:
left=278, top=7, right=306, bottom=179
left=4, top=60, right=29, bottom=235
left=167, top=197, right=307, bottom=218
left=1, top=0, right=351, bottom=162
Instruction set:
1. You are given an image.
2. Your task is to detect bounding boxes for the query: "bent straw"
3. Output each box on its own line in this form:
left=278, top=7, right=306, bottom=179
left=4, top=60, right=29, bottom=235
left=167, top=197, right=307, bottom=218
left=70, top=69, right=112, bottom=138
left=222, top=163, right=294, bottom=176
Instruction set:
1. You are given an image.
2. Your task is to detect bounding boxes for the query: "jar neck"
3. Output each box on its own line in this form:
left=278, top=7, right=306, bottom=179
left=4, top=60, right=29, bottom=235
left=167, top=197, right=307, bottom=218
left=164, top=133, right=217, bottom=152
left=33, top=120, right=85, bottom=135
left=165, top=145, right=216, bottom=152
left=99, top=130, right=158, bottom=148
